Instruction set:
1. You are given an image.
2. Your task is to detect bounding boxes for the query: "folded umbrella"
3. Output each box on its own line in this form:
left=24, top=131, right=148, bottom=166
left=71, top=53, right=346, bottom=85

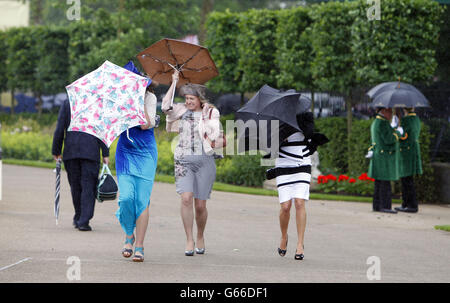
left=54, top=159, right=61, bottom=225
left=367, top=81, right=430, bottom=108
left=66, top=60, right=151, bottom=147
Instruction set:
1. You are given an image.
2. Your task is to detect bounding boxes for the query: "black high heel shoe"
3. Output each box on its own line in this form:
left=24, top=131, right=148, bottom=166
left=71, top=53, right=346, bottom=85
left=278, top=236, right=288, bottom=257
left=295, top=245, right=305, bottom=260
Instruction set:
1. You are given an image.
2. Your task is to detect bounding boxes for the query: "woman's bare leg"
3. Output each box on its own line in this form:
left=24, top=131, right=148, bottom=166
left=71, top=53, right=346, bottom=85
left=294, top=198, right=306, bottom=254
left=135, top=205, right=150, bottom=254
left=181, top=192, right=195, bottom=251
left=194, top=198, right=208, bottom=249
left=279, top=200, right=291, bottom=250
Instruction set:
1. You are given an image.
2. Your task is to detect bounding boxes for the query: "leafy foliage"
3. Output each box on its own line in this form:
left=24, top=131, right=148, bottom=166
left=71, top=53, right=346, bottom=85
left=275, top=6, right=314, bottom=91
left=205, top=11, right=243, bottom=93
left=237, top=9, right=279, bottom=92
left=310, top=1, right=358, bottom=96
left=315, top=117, right=349, bottom=174
left=350, top=0, right=444, bottom=86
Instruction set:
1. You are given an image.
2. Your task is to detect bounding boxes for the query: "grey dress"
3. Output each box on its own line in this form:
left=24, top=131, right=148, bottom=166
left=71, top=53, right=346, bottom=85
left=174, top=110, right=216, bottom=200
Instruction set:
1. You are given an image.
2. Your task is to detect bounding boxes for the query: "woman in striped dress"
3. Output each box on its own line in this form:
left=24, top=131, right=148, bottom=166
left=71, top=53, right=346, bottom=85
left=275, top=112, right=314, bottom=260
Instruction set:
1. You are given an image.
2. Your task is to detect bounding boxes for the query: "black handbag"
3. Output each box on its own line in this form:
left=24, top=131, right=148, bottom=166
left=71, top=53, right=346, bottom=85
left=97, top=164, right=118, bottom=202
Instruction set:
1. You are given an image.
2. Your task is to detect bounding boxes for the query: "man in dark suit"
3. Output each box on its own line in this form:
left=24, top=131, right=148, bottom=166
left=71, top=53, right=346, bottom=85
left=52, top=99, right=109, bottom=231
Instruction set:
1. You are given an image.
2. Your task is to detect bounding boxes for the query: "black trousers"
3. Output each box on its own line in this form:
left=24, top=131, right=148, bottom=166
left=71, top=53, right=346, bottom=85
left=373, top=180, right=392, bottom=211
left=401, top=176, right=418, bottom=210
left=64, top=159, right=100, bottom=226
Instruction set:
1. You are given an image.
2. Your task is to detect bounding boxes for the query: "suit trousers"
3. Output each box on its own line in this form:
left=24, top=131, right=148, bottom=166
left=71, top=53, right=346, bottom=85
left=64, top=159, right=100, bottom=226
left=401, top=176, right=418, bottom=210
left=373, top=180, right=392, bottom=211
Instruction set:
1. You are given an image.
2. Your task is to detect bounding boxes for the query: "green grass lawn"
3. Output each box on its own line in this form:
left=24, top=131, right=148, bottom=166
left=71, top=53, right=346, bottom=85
left=434, top=225, right=450, bottom=232
left=3, top=158, right=400, bottom=203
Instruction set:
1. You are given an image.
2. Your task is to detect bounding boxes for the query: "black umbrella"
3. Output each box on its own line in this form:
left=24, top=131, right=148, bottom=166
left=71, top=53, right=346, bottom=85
left=367, top=81, right=429, bottom=108
left=235, top=112, right=293, bottom=154
left=236, top=85, right=311, bottom=153
left=54, top=159, right=61, bottom=225
left=237, top=85, right=311, bottom=130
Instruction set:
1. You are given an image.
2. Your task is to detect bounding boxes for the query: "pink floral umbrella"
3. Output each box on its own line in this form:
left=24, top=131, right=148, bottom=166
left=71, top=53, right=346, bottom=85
left=66, top=61, right=150, bottom=147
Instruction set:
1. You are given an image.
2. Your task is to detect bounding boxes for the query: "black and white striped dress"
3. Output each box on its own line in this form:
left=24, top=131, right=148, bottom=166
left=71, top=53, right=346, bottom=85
left=275, top=131, right=312, bottom=203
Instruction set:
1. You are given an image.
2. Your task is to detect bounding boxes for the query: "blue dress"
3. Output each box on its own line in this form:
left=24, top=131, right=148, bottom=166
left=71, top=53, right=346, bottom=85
left=115, top=126, right=158, bottom=236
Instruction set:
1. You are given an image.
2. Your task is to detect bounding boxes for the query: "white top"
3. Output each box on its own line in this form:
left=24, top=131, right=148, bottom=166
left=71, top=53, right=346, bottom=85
left=275, top=132, right=312, bottom=188
left=275, top=132, right=311, bottom=167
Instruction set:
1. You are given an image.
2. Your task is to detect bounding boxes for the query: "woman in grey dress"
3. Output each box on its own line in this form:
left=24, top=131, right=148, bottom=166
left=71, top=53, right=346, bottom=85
left=162, top=71, right=223, bottom=256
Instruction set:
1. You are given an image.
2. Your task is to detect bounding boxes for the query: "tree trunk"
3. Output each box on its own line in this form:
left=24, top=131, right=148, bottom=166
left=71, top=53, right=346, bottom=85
left=117, top=0, right=125, bottom=37
left=10, top=91, right=15, bottom=115
left=198, top=0, right=215, bottom=45
left=346, top=95, right=352, bottom=172
left=37, top=94, right=43, bottom=117
left=30, top=0, right=44, bottom=25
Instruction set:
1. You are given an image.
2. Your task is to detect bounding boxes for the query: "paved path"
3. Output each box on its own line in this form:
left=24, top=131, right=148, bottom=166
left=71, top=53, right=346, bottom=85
left=0, top=164, right=449, bottom=283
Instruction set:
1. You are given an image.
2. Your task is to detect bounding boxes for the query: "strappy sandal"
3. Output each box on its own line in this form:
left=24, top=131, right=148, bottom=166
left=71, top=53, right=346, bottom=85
left=122, top=235, right=135, bottom=258
left=133, top=247, right=144, bottom=262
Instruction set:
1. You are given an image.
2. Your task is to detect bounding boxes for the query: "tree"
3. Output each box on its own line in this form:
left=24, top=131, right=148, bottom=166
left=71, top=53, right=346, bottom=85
left=0, top=31, right=7, bottom=100
left=275, top=5, right=316, bottom=111
left=205, top=10, right=244, bottom=95
left=5, top=27, right=38, bottom=114
left=237, top=9, right=280, bottom=93
left=199, top=0, right=215, bottom=44
left=351, top=0, right=444, bottom=86
left=310, top=1, right=359, bottom=169
left=33, top=27, right=70, bottom=115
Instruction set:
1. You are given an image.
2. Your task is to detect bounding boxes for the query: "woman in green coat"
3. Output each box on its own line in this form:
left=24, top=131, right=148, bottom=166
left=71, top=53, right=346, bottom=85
left=368, top=107, right=402, bottom=213
left=395, top=108, right=422, bottom=213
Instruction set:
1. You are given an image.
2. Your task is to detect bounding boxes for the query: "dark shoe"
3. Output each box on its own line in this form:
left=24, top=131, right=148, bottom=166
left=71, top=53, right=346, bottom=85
left=78, top=224, right=92, bottom=231
left=403, top=207, right=418, bottom=213
left=394, top=207, right=407, bottom=212
left=379, top=209, right=397, bottom=214
left=294, top=253, right=304, bottom=260
left=295, top=246, right=305, bottom=260
left=278, top=236, right=288, bottom=257
left=72, top=220, right=78, bottom=229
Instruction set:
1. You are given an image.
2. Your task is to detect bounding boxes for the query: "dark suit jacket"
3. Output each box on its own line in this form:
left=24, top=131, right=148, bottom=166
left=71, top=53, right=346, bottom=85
left=52, top=99, right=109, bottom=162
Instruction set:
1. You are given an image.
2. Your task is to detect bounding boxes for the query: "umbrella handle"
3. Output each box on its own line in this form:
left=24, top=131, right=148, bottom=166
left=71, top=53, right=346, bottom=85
left=170, top=78, right=178, bottom=109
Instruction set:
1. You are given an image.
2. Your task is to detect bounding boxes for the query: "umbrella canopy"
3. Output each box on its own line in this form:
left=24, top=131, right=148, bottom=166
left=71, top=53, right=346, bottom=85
left=235, top=112, right=294, bottom=154
left=367, top=81, right=430, bottom=108
left=136, top=38, right=219, bottom=87
left=54, top=159, right=61, bottom=225
left=237, top=84, right=311, bottom=131
left=66, top=60, right=150, bottom=147
left=236, top=85, right=311, bottom=153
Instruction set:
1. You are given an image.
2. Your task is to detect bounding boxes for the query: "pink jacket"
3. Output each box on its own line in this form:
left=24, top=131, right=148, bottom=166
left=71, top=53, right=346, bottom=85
left=162, top=98, right=222, bottom=155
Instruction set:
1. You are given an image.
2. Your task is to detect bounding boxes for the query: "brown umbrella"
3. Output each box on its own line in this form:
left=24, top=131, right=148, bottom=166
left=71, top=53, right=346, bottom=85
left=137, top=38, right=219, bottom=87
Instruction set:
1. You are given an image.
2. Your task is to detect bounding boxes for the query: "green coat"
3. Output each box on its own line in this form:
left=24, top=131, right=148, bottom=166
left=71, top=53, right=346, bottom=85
left=399, top=113, right=422, bottom=177
left=368, top=115, right=400, bottom=181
